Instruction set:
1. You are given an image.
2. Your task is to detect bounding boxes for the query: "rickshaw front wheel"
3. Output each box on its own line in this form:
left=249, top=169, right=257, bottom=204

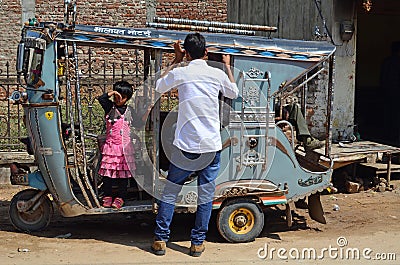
left=9, top=189, right=53, bottom=232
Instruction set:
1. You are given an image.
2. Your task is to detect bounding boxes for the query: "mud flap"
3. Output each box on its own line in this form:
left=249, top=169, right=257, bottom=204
left=308, top=193, right=326, bottom=224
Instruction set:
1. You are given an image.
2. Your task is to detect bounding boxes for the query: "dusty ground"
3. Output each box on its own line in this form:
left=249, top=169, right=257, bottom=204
left=0, top=183, right=399, bottom=265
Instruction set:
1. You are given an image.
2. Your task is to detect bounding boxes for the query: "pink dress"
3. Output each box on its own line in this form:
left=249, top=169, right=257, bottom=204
left=98, top=108, right=136, bottom=178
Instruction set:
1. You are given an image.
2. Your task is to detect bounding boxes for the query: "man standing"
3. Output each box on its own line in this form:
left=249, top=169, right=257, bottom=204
left=152, top=33, right=238, bottom=257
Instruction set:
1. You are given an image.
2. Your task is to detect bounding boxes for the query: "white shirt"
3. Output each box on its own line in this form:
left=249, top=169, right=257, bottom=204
left=156, top=59, right=239, bottom=153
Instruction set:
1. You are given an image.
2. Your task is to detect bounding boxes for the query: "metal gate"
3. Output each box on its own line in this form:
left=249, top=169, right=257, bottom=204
left=0, top=47, right=145, bottom=151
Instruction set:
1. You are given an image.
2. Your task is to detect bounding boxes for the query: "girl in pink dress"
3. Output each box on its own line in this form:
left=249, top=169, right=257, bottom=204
left=98, top=81, right=136, bottom=209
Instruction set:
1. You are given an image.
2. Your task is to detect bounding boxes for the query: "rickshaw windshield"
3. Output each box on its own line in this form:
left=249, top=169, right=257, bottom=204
left=25, top=48, right=44, bottom=87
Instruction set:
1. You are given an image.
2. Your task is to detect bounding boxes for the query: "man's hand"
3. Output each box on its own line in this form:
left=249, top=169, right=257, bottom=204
left=221, top=54, right=235, bottom=83
left=159, top=40, right=185, bottom=79
left=173, top=40, right=185, bottom=64
left=221, top=54, right=231, bottom=67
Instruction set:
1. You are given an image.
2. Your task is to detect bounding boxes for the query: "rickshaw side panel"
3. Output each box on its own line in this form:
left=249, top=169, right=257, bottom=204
left=22, top=40, right=86, bottom=217
left=24, top=104, right=87, bottom=216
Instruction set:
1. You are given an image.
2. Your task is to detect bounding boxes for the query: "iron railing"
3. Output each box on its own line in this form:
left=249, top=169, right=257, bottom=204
left=0, top=61, right=24, bottom=151
left=0, top=47, right=145, bottom=151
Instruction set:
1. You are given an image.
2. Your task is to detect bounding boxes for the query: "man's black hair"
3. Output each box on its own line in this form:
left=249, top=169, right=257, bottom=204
left=113, top=81, right=133, bottom=100
left=183, top=33, right=206, bottom=60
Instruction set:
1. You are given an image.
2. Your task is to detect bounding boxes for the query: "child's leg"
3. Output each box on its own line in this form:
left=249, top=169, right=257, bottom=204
left=111, top=178, right=128, bottom=209
left=102, top=176, right=113, bottom=197
left=116, top=178, right=129, bottom=200
left=102, top=176, right=113, bottom=207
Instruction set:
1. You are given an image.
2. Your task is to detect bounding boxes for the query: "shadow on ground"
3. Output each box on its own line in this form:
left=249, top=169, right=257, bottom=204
left=0, top=195, right=313, bottom=256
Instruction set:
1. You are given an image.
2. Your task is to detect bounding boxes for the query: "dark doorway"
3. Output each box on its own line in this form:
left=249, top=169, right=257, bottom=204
left=355, top=0, right=400, bottom=147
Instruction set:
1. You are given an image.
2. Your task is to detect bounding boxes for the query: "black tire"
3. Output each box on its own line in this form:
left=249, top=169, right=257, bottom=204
left=217, top=198, right=264, bottom=243
left=9, top=189, right=53, bottom=232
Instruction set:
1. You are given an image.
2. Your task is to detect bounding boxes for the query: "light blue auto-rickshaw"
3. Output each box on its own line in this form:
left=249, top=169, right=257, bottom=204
left=8, top=1, right=335, bottom=243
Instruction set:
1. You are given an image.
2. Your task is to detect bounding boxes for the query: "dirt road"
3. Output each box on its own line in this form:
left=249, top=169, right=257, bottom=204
left=0, top=184, right=399, bottom=265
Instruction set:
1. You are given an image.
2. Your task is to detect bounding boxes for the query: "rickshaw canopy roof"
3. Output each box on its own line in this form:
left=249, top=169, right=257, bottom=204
left=53, top=24, right=335, bottom=62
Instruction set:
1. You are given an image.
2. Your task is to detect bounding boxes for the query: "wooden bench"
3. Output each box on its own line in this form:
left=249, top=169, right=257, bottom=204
left=358, top=162, right=400, bottom=184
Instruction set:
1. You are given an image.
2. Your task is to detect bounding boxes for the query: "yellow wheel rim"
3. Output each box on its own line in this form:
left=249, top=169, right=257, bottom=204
left=228, top=207, right=255, bottom=235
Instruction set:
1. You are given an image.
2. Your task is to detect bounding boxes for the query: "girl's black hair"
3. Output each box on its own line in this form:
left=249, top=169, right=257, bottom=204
left=108, top=81, right=133, bottom=124
left=113, top=81, right=133, bottom=100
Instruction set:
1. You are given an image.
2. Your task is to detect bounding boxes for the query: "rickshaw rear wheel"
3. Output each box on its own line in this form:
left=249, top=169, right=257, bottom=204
left=217, top=198, right=264, bottom=243
left=9, top=189, right=53, bottom=232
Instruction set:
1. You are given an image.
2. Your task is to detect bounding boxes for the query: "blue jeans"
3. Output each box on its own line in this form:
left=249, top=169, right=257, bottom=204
left=154, top=150, right=221, bottom=245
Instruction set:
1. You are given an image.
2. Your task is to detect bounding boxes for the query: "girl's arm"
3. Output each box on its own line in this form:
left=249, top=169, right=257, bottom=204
left=98, top=91, right=122, bottom=113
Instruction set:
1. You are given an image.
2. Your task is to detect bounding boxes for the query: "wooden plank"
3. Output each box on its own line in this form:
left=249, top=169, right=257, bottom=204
left=277, top=0, right=304, bottom=39
left=244, top=0, right=253, bottom=24
left=270, top=0, right=281, bottom=38
left=227, top=0, right=336, bottom=41
left=313, top=141, right=400, bottom=158
left=321, top=0, right=334, bottom=41
left=278, top=0, right=291, bottom=38
left=252, top=0, right=265, bottom=30
left=294, top=0, right=302, bottom=38
left=0, top=152, right=34, bottom=165
left=305, top=0, right=318, bottom=40
left=227, top=0, right=239, bottom=23
left=360, top=162, right=400, bottom=171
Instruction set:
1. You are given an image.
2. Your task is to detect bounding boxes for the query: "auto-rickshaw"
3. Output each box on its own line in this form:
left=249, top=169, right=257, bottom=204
left=8, top=1, right=335, bottom=243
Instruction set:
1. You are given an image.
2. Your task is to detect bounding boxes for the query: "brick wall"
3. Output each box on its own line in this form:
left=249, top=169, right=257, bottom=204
left=156, top=0, right=227, bottom=21
left=0, top=0, right=227, bottom=67
left=0, top=0, right=23, bottom=67
left=155, top=0, right=227, bottom=67
left=36, top=0, right=146, bottom=28
left=34, top=0, right=148, bottom=67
